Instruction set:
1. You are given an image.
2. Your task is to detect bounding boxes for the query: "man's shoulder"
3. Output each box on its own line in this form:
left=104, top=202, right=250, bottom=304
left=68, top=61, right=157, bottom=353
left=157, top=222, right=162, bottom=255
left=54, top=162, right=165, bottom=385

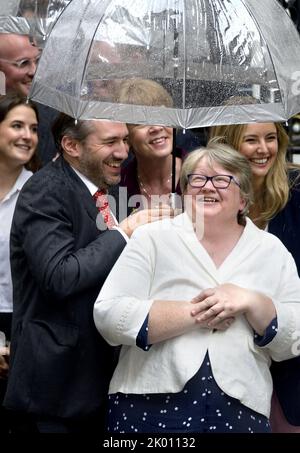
left=36, top=103, right=59, bottom=123
left=18, top=159, right=83, bottom=207
left=25, top=159, right=73, bottom=187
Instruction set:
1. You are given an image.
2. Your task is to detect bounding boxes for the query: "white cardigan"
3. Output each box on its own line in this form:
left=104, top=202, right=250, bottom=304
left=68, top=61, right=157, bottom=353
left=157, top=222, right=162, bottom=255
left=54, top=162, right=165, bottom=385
left=94, top=213, right=300, bottom=418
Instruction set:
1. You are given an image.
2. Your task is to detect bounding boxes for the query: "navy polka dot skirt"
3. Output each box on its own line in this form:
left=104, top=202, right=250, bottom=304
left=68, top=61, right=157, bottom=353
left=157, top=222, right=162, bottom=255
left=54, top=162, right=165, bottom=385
left=107, top=353, right=271, bottom=433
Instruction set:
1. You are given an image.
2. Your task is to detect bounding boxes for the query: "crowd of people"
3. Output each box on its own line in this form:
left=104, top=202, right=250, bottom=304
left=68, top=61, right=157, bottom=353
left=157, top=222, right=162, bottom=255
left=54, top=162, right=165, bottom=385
left=1, top=29, right=300, bottom=435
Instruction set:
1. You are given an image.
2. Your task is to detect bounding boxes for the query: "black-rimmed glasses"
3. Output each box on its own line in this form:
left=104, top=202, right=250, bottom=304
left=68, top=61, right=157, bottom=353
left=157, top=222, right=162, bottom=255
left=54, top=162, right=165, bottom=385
left=187, top=174, right=241, bottom=189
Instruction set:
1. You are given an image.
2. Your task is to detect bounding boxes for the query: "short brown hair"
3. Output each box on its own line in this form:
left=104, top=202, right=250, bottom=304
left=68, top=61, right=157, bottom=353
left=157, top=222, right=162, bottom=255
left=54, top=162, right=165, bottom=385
left=52, top=113, right=95, bottom=153
left=181, top=141, right=253, bottom=225
left=116, top=79, right=173, bottom=107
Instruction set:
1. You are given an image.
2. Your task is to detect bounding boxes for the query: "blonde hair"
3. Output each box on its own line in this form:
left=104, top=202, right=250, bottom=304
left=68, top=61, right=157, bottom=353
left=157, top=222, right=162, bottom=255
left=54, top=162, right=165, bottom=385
left=116, top=78, right=173, bottom=107
left=209, top=123, right=291, bottom=225
left=180, top=142, right=253, bottom=225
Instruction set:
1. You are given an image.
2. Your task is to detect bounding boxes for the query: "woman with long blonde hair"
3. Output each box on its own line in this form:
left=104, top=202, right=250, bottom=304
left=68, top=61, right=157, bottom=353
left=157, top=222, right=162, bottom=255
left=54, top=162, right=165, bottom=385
left=210, top=121, right=300, bottom=433
left=210, top=122, right=293, bottom=228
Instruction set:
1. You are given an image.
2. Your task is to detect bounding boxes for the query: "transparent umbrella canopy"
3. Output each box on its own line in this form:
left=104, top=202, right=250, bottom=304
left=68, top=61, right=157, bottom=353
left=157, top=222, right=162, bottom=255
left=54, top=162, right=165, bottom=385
left=0, top=0, right=71, bottom=46
left=29, top=0, right=300, bottom=128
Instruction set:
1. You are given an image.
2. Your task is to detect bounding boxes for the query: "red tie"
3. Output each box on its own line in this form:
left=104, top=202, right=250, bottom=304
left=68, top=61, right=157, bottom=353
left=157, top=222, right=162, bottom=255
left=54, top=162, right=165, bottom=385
left=93, top=189, right=116, bottom=229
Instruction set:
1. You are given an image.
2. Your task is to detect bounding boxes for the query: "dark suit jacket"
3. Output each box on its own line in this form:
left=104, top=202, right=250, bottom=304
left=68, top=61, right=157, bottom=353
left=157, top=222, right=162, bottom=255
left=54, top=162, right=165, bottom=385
left=269, top=172, right=300, bottom=425
left=36, top=103, right=59, bottom=165
left=4, top=157, right=126, bottom=419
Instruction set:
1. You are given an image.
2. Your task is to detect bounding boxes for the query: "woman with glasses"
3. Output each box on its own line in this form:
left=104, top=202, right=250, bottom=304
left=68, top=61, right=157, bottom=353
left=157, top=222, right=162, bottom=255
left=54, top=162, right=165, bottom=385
left=94, top=142, right=300, bottom=433
left=0, top=93, right=40, bottom=433
left=209, top=122, right=300, bottom=432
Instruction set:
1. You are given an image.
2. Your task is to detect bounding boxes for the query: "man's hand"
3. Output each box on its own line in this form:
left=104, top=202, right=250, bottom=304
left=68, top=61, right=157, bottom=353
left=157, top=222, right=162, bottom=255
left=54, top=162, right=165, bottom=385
left=119, top=205, right=178, bottom=237
left=0, top=347, right=9, bottom=379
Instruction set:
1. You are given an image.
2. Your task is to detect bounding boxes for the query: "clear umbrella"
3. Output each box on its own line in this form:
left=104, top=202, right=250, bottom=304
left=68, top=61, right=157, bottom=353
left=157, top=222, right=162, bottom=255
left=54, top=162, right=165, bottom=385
left=0, top=1, right=30, bottom=35
left=0, top=0, right=71, bottom=46
left=29, top=0, right=300, bottom=128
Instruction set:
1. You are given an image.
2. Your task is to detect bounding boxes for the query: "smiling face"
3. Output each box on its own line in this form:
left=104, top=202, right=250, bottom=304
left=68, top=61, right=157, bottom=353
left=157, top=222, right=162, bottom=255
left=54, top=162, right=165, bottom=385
left=0, top=34, right=41, bottom=97
left=239, top=123, right=278, bottom=183
left=127, top=124, right=173, bottom=160
left=185, top=156, right=246, bottom=226
left=71, top=120, right=129, bottom=189
left=0, top=104, right=38, bottom=168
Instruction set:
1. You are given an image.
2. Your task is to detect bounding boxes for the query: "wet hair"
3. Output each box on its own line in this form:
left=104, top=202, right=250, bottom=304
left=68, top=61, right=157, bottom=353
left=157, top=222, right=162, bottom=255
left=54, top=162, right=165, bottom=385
left=180, top=141, right=253, bottom=225
left=52, top=113, right=95, bottom=153
left=209, top=122, right=290, bottom=225
left=116, top=78, right=173, bottom=107
left=0, top=93, right=40, bottom=172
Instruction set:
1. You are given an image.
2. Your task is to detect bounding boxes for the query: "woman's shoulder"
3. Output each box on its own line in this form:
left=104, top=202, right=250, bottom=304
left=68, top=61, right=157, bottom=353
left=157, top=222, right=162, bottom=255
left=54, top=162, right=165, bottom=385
left=247, top=218, right=289, bottom=247
left=18, top=167, right=33, bottom=186
left=288, top=165, right=300, bottom=189
left=132, top=213, right=186, bottom=240
left=287, top=175, right=300, bottom=207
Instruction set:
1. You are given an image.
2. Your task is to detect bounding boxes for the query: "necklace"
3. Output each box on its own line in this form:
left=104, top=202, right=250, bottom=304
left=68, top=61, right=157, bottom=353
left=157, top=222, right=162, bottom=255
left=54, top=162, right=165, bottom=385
left=137, top=173, right=172, bottom=198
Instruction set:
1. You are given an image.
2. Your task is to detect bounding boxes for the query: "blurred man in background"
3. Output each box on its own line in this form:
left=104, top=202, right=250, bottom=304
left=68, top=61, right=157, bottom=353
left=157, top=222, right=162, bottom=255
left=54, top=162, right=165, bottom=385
left=0, top=32, right=58, bottom=164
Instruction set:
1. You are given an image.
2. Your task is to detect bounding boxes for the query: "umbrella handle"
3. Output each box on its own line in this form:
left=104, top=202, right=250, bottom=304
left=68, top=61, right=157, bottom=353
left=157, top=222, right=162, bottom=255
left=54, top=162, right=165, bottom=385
left=172, top=129, right=177, bottom=194
left=169, top=192, right=176, bottom=210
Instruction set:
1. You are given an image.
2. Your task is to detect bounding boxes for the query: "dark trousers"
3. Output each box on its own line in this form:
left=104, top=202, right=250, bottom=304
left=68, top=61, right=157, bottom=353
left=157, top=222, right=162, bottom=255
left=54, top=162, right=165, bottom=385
left=9, top=410, right=107, bottom=434
left=0, top=313, right=12, bottom=434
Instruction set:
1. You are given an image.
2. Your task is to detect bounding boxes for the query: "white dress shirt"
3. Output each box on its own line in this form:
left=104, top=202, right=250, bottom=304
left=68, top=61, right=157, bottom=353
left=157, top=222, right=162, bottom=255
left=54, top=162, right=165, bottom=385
left=94, top=213, right=300, bottom=418
left=72, top=167, right=128, bottom=242
left=0, top=168, right=32, bottom=312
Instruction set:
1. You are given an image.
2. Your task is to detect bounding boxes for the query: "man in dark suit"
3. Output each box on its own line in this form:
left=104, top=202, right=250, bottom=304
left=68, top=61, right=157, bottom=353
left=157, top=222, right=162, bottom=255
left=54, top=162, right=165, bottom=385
left=4, top=113, right=171, bottom=433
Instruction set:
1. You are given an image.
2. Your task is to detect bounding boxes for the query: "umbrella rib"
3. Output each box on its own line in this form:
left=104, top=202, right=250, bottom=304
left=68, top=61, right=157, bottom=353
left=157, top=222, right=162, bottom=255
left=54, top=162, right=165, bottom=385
left=182, top=0, right=186, bottom=111
left=241, top=0, right=283, bottom=108
left=172, top=128, right=177, bottom=195
left=79, top=0, right=110, bottom=118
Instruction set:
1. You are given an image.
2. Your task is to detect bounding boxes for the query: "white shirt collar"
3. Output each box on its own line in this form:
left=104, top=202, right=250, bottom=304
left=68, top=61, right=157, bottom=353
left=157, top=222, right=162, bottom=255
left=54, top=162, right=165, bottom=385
left=2, top=167, right=32, bottom=202
left=71, top=166, right=98, bottom=196
left=70, top=166, right=127, bottom=239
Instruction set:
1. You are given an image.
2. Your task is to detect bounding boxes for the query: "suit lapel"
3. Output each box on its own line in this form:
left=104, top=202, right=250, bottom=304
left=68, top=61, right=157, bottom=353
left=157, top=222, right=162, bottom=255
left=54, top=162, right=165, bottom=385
left=60, top=157, right=98, bottom=223
left=60, top=158, right=126, bottom=225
